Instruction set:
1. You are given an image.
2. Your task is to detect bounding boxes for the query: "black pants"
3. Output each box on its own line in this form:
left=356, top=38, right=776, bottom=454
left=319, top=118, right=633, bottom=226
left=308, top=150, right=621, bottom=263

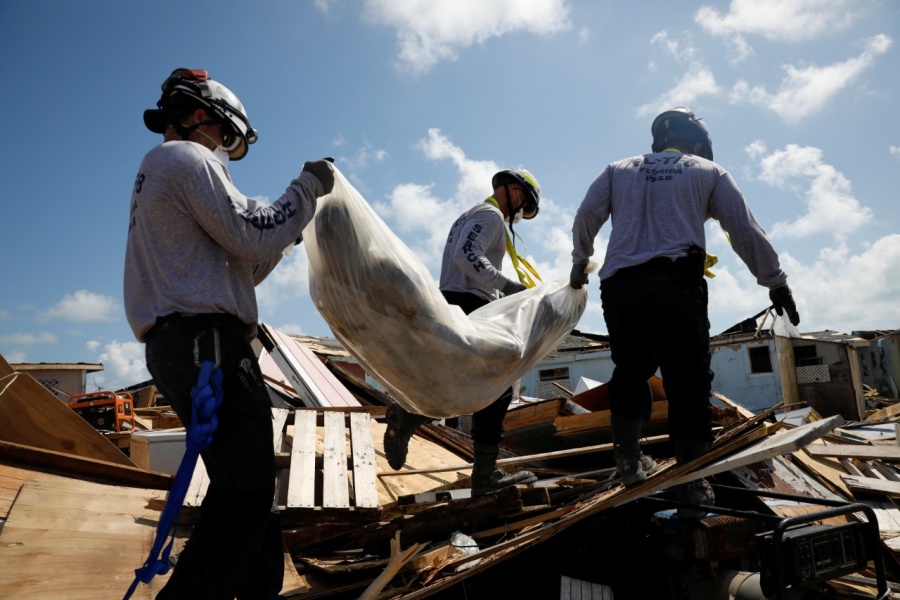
left=600, top=256, right=714, bottom=444
left=145, top=314, right=284, bottom=600
left=442, top=291, right=513, bottom=446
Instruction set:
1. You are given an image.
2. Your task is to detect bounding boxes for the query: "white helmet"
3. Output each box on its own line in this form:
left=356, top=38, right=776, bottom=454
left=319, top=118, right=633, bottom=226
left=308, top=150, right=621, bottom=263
left=144, top=68, right=258, bottom=160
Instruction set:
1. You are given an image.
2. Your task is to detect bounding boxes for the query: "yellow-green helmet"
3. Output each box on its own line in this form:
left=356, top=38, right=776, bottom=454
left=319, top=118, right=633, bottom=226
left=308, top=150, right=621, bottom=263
left=492, top=168, right=540, bottom=219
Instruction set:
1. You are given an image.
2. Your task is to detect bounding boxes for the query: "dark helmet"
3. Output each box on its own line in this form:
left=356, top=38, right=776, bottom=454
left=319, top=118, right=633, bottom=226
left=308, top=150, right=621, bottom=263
left=144, top=68, right=258, bottom=161
left=491, top=168, right=540, bottom=219
left=651, top=107, right=713, bottom=161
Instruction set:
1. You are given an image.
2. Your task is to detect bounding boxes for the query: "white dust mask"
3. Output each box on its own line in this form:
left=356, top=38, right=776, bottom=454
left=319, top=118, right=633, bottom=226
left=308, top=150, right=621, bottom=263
left=213, top=146, right=230, bottom=166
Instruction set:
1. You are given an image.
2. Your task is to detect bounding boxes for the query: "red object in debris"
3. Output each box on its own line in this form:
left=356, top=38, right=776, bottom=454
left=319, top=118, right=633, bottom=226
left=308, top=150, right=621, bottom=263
left=67, top=390, right=136, bottom=433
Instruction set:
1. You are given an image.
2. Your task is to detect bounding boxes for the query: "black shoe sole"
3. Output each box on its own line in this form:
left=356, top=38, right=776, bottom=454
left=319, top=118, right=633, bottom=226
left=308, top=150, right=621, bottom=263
left=383, top=403, right=426, bottom=471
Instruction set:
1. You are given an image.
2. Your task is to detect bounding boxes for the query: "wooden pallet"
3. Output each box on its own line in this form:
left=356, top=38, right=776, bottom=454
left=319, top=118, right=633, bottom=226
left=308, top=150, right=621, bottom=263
left=282, top=409, right=380, bottom=513
left=183, top=408, right=381, bottom=520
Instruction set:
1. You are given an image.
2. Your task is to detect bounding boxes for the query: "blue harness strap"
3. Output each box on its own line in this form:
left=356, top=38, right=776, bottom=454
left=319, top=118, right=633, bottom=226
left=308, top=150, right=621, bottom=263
left=123, top=360, right=223, bottom=599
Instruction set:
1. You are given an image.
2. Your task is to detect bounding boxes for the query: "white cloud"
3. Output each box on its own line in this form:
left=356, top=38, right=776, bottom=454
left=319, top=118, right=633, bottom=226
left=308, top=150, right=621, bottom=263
left=730, top=35, right=892, bottom=121
left=339, top=139, right=388, bottom=172
left=891, top=146, right=900, bottom=159
left=578, top=28, right=590, bottom=45
left=650, top=31, right=699, bottom=64
left=696, top=0, right=863, bottom=60
left=0, top=332, right=58, bottom=346
left=789, top=236, right=900, bottom=332
left=637, top=32, right=720, bottom=117
left=363, top=0, right=571, bottom=74
left=96, top=340, right=149, bottom=390
left=256, top=248, right=311, bottom=315
left=41, top=290, right=120, bottom=323
left=702, top=225, right=900, bottom=335
left=637, top=65, right=720, bottom=118
left=314, top=0, right=335, bottom=12
left=3, top=351, right=26, bottom=363
left=749, top=143, right=872, bottom=240
left=273, top=322, right=307, bottom=336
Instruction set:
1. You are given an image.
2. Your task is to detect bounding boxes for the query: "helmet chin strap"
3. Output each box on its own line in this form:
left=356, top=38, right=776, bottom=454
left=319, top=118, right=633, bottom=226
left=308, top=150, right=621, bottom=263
left=195, top=126, right=222, bottom=150
left=503, top=183, right=521, bottom=243
left=171, top=117, right=221, bottom=150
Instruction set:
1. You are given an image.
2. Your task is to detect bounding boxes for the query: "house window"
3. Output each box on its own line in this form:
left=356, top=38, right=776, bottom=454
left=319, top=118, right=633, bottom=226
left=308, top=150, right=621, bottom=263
left=536, top=367, right=573, bottom=399
left=748, top=346, right=773, bottom=374
left=37, top=378, right=62, bottom=398
left=538, top=367, right=571, bottom=382
left=793, top=345, right=822, bottom=366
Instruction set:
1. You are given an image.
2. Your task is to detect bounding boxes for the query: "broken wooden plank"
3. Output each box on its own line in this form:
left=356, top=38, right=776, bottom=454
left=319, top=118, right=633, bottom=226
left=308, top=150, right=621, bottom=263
left=567, top=375, right=666, bottom=413
left=668, top=415, right=844, bottom=488
left=553, top=400, right=668, bottom=436
left=866, top=400, right=900, bottom=422
left=504, top=397, right=567, bottom=431
left=377, top=435, right=670, bottom=478
left=323, top=411, right=350, bottom=508
left=842, top=475, right=900, bottom=498
left=790, top=449, right=854, bottom=497
left=349, top=412, right=378, bottom=509
left=806, top=444, right=900, bottom=461
left=0, top=439, right=171, bottom=490
left=287, top=409, right=317, bottom=509
left=873, top=460, right=900, bottom=481
left=184, top=455, right=209, bottom=508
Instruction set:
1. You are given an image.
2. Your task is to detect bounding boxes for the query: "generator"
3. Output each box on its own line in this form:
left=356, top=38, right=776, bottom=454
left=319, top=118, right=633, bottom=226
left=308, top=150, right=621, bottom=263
left=67, top=390, right=136, bottom=433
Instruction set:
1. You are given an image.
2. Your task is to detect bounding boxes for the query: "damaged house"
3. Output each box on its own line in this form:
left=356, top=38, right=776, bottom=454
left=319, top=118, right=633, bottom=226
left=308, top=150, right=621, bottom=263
left=2, top=318, right=900, bottom=599
left=520, top=318, right=880, bottom=425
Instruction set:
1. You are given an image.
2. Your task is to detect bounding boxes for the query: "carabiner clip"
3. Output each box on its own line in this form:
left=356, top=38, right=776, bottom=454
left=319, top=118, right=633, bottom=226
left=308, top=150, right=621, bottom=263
left=193, top=328, right=221, bottom=369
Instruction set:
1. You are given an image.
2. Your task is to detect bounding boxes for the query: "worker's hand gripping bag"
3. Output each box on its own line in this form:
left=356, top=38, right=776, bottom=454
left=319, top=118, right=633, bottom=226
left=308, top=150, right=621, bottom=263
left=303, top=168, right=588, bottom=418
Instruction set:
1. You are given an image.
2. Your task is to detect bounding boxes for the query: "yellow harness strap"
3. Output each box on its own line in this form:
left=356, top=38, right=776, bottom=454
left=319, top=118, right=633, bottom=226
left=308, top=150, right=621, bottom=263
left=704, top=252, right=718, bottom=278
left=485, top=198, right=542, bottom=288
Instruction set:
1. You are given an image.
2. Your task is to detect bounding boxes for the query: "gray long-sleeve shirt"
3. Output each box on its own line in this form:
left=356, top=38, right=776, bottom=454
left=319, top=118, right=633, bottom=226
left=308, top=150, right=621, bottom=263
left=439, top=201, right=520, bottom=301
left=572, top=151, right=787, bottom=288
left=124, top=140, right=321, bottom=341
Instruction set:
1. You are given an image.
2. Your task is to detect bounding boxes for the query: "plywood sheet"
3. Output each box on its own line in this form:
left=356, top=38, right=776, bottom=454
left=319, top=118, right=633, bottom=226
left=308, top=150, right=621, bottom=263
left=0, top=474, right=170, bottom=599
left=0, top=355, right=134, bottom=466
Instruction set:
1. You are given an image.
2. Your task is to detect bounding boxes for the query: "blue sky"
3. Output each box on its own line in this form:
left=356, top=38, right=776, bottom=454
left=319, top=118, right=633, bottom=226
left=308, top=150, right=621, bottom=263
left=1, top=0, right=898, bottom=392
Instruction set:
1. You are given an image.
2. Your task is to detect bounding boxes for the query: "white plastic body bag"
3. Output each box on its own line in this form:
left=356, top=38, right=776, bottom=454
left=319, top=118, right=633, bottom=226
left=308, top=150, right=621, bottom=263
left=303, top=169, right=588, bottom=418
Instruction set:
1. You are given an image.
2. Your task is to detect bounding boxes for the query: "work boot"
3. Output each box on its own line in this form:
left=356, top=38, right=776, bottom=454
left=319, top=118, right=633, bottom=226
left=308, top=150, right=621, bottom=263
left=611, top=414, right=659, bottom=487
left=383, top=403, right=431, bottom=470
left=471, top=442, right=537, bottom=498
left=675, top=440, right=715, bottom=519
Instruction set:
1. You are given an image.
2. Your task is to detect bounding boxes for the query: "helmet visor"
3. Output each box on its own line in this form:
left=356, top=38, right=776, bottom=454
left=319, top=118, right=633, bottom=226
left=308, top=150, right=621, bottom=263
left=521, top=192, right=539, bottom=219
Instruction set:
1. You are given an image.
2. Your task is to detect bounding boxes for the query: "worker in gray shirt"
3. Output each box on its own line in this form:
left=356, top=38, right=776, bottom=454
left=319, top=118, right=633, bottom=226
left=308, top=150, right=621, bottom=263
left=569, top=107, right=800, bottom=518
left=124, top=68, right=333, bottom=598
left=384, top=169, right=541, bottom=497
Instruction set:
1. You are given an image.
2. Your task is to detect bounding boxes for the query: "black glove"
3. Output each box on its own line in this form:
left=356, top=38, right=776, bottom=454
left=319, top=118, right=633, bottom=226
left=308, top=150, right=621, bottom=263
left=302, top=159, right=335, bottom=195
left=769, top=285, right=800, bottom=326
left=569, top=261, right=589, bottom=289
left=501, top=280, right=527, bottom=296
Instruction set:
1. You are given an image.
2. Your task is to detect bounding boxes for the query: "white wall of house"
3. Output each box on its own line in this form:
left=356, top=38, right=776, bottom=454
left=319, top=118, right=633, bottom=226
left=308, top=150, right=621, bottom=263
left=521, top=339, right=789, bottom=413
left=709, top=341, right=784, bottom=412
